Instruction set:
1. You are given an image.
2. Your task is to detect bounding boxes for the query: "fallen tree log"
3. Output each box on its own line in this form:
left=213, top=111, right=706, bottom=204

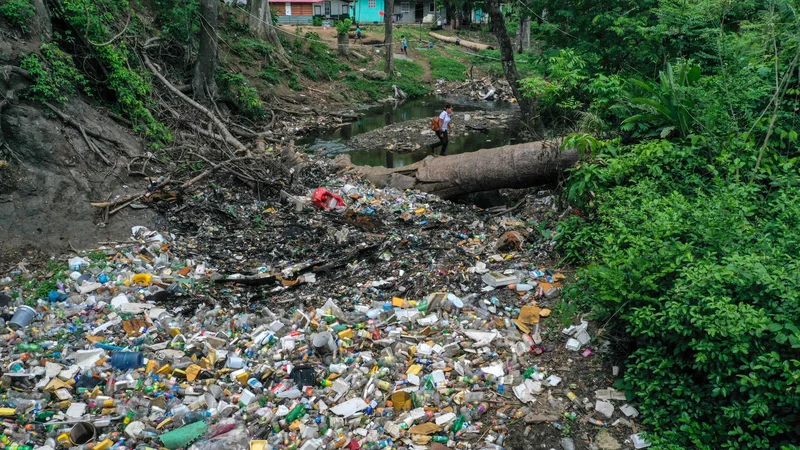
left=429, top=32, right=493, bottom=51
left=333, top=140, right=578, bottom=199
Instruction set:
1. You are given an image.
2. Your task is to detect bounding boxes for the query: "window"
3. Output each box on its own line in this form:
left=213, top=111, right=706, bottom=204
left=401, top=2, right=410, bottom=13
left=324, top=1, right=331, bottom=15
left=368, top=0, right=375, bottom=8
left=429, top=1, right=434, bottom=12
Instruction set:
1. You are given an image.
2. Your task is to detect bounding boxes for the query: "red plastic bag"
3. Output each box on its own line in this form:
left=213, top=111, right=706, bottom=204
left=312, top=188, right=344, bottom=210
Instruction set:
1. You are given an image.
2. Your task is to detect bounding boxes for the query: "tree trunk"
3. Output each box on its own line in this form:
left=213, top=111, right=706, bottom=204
left=517, top=15, right=530, bottom=53
left=193, top=0, right=218, bottom=102
left=430, top=32, right=493, bottom=51
left=333, top=140, right=577, bottom=199
left=384, top=0, right=394, bottom=76
left=248, top=0, right=290, bottom=66
left=30, top=0, right=52, bottom=39
left=486, top=0, right=541, bottom=137
left=338, top=33, right=349, bottom=56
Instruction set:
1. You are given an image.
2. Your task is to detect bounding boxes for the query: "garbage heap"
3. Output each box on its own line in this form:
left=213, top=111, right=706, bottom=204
left=0, top=175, right=649, bottom=450
left=434, top=78, right=514, bottom=102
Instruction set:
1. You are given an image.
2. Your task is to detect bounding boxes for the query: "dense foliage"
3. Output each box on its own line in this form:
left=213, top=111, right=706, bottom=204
left=538, top=0, right=800, bottom=447
left=21, top=43, right=86, bottom=103
left=0, top=0, right=35, bottom=32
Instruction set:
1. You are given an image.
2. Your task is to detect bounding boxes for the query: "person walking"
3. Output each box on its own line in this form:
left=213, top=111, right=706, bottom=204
left=401, top=35, right=409, bottom=55
left=355, top=26, right=363, bottom=43
left=430, top=105, right=454, bottom=155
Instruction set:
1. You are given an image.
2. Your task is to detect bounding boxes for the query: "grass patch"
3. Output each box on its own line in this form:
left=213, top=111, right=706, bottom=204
left=343, top=71, right=431, bottom=101
left=429, top=56, right=467, bottom=81
left=395, top=59, right=424, bottom=79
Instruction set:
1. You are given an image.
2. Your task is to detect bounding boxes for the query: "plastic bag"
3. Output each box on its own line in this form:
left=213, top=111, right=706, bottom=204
left=311, top=188, right=344, bottom=210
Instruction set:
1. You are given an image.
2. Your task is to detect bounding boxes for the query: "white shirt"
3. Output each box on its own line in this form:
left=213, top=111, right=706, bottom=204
left=439, top=111, right=451, bottom=131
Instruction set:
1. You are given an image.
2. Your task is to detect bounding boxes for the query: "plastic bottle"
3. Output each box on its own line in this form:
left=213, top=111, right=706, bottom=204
left=182, top=410, right=211, bottom=425
left=286, top=403, right=307, bottom=422
left=452, top=414, right=466, bottom=433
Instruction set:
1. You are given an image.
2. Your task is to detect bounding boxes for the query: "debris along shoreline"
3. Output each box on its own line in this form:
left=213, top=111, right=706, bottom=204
left=0, top=157, right=646, bottom=450
left=347, top=112, right=517, bottom=153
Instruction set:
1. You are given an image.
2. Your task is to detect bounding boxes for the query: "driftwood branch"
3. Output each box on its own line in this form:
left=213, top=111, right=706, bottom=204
left=42, top=101, right=123, bottom=145
left=181, top=156, right=256, bottom=188
left=141, top=53, right=248, bottom=154
left=429, top=32, right=493, bottom=51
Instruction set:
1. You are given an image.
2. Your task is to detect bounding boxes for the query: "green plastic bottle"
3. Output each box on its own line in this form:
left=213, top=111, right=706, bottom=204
left=452, top=414, right=466, bottom=433
left=17, top=343, right=41, bottom=352
left=286, top=403, right=306, bottom=422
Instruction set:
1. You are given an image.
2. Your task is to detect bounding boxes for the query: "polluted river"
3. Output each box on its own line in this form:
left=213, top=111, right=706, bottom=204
left=298, top=96, right=520, bottom=168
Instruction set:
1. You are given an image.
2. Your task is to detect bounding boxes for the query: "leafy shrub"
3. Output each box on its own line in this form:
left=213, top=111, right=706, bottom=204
left=335, top=18, right=351, bottom=35
left=270, top=8, right=279, bottom=26
left=287, top=73, right=302, bottom=91
left=557, top=135, right=800, bottom=449
left=153, top=0, right=199, bottom=42
left=623, top=61, right=701, bottom=139
left=312, top=16, right=323, bottom=26
left=521, top=48, right=588, bottom=119
left=231, top=38, right=273, bottom=60
left=429, top=56, right=466, bottom=81
left=21, top=43, right=86, bottom=103
left=58, top=0, right=171, bottom=145
left=260, top=66, right=281, bottom=85
left=0, top=0, right=35, bottom=32
left=216, top=69, right=266, bottom=119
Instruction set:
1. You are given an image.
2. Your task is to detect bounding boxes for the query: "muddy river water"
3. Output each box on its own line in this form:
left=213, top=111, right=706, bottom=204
left=298, top=95, right=520, bottom=167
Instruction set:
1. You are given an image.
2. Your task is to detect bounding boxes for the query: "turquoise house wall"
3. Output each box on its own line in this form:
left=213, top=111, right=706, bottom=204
left=352, top=0, right=385, bottom=24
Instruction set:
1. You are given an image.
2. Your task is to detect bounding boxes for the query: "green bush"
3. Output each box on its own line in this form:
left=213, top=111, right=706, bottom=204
left=21, top=43, right=86, bottom=103
left=557, top=135, right=800, bottom=449
left=216, top=69, right=266, bottom=119
left=260, top=66, right=280, bottom=85
left=153, top=0, right=199, bottom=42
left=429, top=56, right=466, bottom=81
left=312, top=16, right=323, bottom=26
left=521, top=49, right=588, bottom=120
left=335, top=18, right=351, bottom=35
left=288, top=73, right=302, bottom=91
left=56, top=0, right=171, bottom=145
left=0, top=0, right=35, bottom=32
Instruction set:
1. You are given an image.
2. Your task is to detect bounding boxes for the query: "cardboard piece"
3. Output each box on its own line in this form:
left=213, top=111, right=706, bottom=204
left=408, top=422, right=442, bottom=435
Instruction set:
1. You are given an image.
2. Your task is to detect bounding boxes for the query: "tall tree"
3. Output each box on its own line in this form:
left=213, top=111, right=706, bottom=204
left=384, top=0, right=394, bottom=75
left=247, top=0, right=290, bottom=66
left=485, top=0, right=541, bottom=136
left=517, top=15, right=530, bottom=53
left=193, top=0, right=218, bottom=102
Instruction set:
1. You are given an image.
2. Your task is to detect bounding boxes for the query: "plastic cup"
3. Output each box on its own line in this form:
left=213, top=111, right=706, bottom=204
left=110, top=352, right=145, bottom=370
left=69, top=422, right=96, bottom=445
left=8, top=305, right=36, bottom=330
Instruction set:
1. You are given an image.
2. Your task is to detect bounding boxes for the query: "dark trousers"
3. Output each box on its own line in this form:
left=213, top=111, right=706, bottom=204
left=431, top=130, right=449, bottom=155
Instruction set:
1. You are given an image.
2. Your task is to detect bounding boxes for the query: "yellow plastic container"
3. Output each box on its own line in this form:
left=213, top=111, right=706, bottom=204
left=131, top=274, right=152, bottom=285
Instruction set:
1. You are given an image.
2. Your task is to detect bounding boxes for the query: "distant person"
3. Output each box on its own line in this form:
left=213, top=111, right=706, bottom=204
left=430, top=104, right=454, bottom=156
left=355, top=26, right=363, bottom=42
left=401, top=35, right=408, bottom=55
